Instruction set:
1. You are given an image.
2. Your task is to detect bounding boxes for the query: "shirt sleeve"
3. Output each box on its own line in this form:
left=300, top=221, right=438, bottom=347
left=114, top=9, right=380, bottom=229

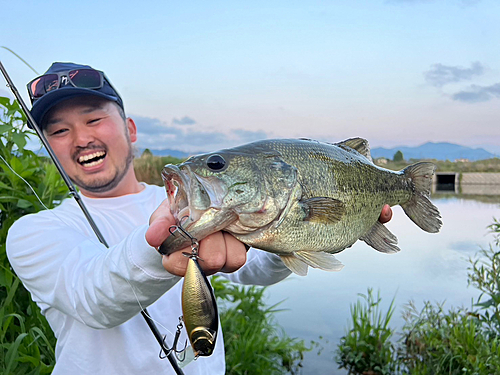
left=6, top=212, right=180, bottom=329
left=221, top=248, right=292, bottom=285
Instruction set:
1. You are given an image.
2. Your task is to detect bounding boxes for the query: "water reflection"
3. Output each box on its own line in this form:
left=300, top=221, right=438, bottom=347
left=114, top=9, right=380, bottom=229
left=264, top=193, right=499, bottom=374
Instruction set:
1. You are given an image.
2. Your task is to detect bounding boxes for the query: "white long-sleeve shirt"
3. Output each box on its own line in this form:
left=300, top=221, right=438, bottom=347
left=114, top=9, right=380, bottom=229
left=6, top=183, right=291, bottom=374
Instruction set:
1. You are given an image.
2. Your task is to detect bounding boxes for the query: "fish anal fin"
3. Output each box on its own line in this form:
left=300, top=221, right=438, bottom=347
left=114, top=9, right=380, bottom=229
left=280, top=255, right=309, bottom=276
left=301, top=197, right=345, bottom=224
left=335, top=137, right=372, bottom=161
left=295, top=250, right=344, bottom=272
left=360, top=221, right=400, bottom=254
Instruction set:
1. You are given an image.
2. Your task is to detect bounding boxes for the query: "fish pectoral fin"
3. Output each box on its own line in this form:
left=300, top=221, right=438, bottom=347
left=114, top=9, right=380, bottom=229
left=295, top=250, right=344, bottom=272
left=301, top=197, right=346, bottom=224
left=280, top=255, right=309, bottom=276
left=334, top=137, right=372, bottom=161
left=360, top=221, right=400, bottom=254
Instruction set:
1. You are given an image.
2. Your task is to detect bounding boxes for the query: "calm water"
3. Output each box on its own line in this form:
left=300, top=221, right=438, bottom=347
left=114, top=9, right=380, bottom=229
left=264, top=194, right=500, bottom=374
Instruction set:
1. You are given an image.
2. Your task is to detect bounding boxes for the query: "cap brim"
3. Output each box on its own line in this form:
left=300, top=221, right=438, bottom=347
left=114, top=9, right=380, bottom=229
left=29, top=86, right=121, bottom=129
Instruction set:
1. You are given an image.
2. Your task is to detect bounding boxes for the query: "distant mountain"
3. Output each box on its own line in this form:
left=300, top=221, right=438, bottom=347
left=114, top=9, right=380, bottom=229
left=371, top=142, right=496, bottom=161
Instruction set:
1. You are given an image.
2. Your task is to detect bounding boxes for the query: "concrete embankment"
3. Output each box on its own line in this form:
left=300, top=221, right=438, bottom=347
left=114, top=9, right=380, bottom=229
left=434, top=172, right=500, bottom=195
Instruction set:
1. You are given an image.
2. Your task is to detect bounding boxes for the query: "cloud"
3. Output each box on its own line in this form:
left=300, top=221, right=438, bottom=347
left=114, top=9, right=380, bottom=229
left=132, top=114, right=270, bottom=153
left=452, top=83, right=500, bottom=103
left=172, top=116, right=197, bottom=125
left=132, top=115, right=179, bottom=135
left=424, top=62, right=484, bottom=87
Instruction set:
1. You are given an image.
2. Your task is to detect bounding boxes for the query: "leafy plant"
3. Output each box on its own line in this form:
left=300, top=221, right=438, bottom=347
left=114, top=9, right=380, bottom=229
left=468, top=246, right=500, bottom=336
left=0, top=96, right=68, bottom=374
left=212, top=276, right=309, bottom=375
left=400, top=301, right=500, bottom=374
left=336, top=288, right=397, bottom=375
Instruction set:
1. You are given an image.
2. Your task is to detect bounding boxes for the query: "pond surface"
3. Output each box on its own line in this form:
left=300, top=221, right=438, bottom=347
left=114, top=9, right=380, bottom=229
left=264, top=193, right=500, bottom=374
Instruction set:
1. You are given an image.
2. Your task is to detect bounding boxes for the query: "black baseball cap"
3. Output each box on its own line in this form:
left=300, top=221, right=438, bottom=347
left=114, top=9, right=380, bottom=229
left=27, top=62, right=124, bottom=128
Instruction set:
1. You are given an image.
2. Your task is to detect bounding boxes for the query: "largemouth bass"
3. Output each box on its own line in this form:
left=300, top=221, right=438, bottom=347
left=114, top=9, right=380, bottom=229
left=159, top=138, right=442, bottom=276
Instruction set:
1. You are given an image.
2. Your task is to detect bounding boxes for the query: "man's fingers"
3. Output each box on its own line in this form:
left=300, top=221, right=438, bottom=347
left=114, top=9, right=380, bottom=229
left=146, top=216, right=175, bottom=248
left=220, top=233, right=247, bottom=273
left=161, top=232, right=248, bottom=277
left=379, top=204, right=393, bottom=224
left=197, top=232, right=227, bottom=275
left=162, top=250, right=190, bottom=277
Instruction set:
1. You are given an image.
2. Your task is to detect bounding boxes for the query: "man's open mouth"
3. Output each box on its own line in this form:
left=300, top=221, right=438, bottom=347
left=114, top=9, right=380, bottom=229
left=78, top=151, right=106, bottom=167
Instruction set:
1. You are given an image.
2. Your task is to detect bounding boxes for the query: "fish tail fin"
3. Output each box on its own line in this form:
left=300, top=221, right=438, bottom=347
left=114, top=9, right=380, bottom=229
left=401, top=162, right=442, bottom=233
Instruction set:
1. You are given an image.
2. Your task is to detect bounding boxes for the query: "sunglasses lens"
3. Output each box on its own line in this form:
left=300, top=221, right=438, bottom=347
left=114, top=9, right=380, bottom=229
left=68, top=69, right=102, bottom=89
left=29, top=74, right=59, bottom=98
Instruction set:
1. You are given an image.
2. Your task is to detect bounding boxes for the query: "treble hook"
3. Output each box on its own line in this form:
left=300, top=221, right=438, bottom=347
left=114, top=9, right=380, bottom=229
left=159, top=316, right=188, bottom=361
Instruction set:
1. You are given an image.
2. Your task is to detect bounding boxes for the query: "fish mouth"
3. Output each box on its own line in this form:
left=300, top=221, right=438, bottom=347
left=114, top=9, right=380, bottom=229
left=160, top=164, right=238, bottom=255
left=162, top=164, right=220, bottom=228
left=162, top=165, right=191, bottom=224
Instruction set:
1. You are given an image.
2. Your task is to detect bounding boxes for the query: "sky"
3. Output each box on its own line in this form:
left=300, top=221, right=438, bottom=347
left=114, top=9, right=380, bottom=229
left=1, top=0, right=499, bottom=155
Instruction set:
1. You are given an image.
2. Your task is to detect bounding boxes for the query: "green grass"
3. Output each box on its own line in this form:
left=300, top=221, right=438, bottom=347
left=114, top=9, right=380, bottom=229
left=212, top=277, right=309, bottom=375
left=400, top=301, right=500, bottom=374
left=336, top=289, right=397, bottom=375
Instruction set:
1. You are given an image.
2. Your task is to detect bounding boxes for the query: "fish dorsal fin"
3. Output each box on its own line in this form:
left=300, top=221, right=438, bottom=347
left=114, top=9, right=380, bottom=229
left=335, top=137, right=372, bottom=161
left=280, top=254, right=309, bottom=276
left=360, top=221, right=400, bottom=253
left=295, top=251, right=344, bottom=272
left=301, top=197, right=345, bottom=224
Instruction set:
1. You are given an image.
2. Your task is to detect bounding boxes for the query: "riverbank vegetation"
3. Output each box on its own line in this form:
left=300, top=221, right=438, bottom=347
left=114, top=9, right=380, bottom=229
left=336, top=221, right=500, bottom=374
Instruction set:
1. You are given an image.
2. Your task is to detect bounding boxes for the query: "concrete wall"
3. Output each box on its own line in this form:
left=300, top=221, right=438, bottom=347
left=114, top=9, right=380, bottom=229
left=433, top=172, right=500, bottom=195
left=460, top=173, right=500, bottom=195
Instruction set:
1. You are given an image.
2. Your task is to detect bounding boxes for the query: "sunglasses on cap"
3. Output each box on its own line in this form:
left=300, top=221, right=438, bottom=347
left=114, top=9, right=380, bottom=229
left=27, top=68, right=105, bottom=101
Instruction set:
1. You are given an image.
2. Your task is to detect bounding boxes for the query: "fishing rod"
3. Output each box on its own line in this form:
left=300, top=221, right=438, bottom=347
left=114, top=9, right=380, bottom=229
left=0, top=60, right=185, bottom=375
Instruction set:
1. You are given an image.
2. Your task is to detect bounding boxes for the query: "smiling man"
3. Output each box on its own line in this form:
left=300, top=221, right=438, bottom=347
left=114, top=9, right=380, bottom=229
left=6, top=62, right=392, bottom=374
left=43, top=97, right=140, bottom=197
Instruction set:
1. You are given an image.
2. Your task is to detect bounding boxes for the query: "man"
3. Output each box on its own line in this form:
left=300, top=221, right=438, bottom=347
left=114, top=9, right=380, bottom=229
left=6, top=62, right=392, bottom=374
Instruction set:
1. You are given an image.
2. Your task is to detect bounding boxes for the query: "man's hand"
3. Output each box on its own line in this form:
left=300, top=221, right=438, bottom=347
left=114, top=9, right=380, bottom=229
left=145, top=200, right=247, bottom=277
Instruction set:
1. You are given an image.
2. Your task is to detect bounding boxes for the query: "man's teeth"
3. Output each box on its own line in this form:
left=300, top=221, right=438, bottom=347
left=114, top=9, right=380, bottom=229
left=83, top=159, right=104, bottom=167
left=78, top=151, right=106, bottom=166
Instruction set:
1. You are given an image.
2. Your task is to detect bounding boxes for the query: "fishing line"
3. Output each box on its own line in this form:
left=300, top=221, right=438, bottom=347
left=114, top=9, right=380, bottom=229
left=0, top=154, right=51, bottom=212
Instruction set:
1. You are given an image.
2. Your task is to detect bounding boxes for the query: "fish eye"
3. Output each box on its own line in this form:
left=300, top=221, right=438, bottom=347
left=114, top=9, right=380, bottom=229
left=206, top=154, right=226, bottom=171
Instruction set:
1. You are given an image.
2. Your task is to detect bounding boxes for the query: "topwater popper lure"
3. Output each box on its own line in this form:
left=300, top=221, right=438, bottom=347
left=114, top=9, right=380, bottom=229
left=169, top=223, right=219, bottom=358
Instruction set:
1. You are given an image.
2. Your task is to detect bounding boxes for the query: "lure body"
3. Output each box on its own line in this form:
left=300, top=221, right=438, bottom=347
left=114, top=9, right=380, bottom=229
left=181, top=255, right=218, bottom=358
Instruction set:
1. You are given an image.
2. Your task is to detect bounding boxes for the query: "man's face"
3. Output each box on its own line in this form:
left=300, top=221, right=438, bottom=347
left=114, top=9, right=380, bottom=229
left=43, top=97, right=137, bottom=197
